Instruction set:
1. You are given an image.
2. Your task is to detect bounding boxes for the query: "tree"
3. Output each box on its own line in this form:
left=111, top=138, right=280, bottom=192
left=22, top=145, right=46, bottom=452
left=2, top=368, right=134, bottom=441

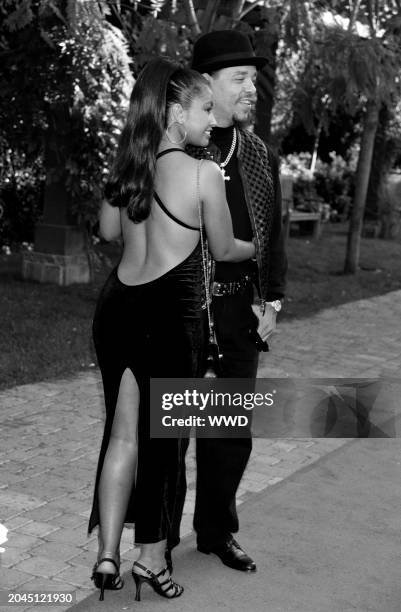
left=89, top=1, right=316, bottom=146
left=365, top=102, right=401, bottom=237
left=0, top=0, right=133, bottom=282
left=310, top=1, right=401, bottom=273
left=127, top=1, right=283, bottom=142
left=1, top=0, right=133, bottom=225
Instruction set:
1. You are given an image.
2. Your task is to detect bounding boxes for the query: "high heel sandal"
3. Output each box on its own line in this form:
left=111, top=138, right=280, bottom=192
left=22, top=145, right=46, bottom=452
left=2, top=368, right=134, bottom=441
left=91, top=556, right=124, bottom=601
left=132, top=561, right=184, bottom=601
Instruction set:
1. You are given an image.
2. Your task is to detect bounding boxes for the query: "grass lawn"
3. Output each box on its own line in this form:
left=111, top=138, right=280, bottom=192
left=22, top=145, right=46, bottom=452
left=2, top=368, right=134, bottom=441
left=1, top=223, right=401, bottom=391
left=283, top=223, right=401, bottom=318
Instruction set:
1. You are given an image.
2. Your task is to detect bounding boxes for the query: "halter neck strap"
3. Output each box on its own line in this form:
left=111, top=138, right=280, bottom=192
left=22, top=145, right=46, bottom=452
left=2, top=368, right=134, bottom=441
left=156, top=148, right=186, bottom=159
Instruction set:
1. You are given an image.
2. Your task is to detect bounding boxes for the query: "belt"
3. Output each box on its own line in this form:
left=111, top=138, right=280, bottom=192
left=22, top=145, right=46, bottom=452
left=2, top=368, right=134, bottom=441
left=212, top=275, right=252, bottom=297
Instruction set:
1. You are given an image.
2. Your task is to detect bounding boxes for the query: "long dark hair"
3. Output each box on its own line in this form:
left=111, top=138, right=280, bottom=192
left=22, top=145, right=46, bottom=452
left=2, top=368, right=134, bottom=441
left=104, top=58, right=209, bottom=223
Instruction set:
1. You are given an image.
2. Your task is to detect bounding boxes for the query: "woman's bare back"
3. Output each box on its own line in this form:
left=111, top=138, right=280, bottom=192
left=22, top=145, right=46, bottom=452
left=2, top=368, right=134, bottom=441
left=117, top=151, right=200, bottom=286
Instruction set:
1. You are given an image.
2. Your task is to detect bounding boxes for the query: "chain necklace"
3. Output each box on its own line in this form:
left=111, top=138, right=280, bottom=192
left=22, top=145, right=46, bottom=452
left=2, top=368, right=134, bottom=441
left=219, top=127, right=237, bottom=182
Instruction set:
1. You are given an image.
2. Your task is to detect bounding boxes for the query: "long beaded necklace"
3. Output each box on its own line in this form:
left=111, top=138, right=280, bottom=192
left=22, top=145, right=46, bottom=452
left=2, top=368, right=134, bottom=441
left=219, top=127, right=237, bottom=182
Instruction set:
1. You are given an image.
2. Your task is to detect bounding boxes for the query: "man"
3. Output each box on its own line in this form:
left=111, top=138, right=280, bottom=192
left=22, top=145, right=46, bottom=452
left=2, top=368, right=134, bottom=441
left=189, top=30, right=287, bottom=572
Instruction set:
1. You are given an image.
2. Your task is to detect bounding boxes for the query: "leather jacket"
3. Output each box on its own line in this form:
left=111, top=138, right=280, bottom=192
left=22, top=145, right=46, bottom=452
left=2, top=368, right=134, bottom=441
left=187, top=127, right=287, bottom=308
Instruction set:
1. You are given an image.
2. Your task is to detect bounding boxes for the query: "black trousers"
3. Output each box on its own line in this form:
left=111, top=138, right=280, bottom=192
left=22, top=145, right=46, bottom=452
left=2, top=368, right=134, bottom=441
left=194, top=284, right=259, bottom=547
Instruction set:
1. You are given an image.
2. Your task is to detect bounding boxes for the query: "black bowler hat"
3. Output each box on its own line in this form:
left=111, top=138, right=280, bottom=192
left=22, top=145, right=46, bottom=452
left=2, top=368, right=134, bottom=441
left=191, top=30, right=268, bottom=73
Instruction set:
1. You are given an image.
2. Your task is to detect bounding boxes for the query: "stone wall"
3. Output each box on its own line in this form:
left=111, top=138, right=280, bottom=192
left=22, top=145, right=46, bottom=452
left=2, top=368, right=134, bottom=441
left=22, top=251, right=90, bottom=285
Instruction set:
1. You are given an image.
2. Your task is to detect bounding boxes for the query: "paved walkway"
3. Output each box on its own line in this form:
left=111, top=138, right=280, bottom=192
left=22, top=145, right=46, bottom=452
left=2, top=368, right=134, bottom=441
left=0, top=290, right=400, bottom=611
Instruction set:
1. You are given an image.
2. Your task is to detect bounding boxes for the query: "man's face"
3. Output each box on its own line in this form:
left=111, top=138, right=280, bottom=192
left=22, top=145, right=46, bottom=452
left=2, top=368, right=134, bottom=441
left=206, top=65, right=257, bottom=127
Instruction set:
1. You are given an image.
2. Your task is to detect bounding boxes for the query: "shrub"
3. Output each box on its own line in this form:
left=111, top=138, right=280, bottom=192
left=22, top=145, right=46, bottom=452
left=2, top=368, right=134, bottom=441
left=0, top=151, right=44, bottom=246
left=0, top=2, right=133, bottom=247
left=281, top=148, right=357, bottom=218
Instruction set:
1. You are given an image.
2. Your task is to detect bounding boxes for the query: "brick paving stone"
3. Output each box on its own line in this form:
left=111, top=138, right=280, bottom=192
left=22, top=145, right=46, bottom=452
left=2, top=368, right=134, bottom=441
left=7, top=517, right=34, bottom=531
left=0, top=547, right=32, bottom=568
left=23, top=507, right=62, bottom=522
left=5, top=533, right=43, bottom=550
left=15, top=575, right=77, bottom=593
left=0, top=397, right=29, bottom=408
left=249, top=454, right=282, bottom=467
left=9, top=481, right=70, bottom=503
left=29, top=542, right=79, bottom=562
left=67, top=549, right=99, bottom=568
left=43, top=527, right=85, bottom=546
left=66, top=486, right=94, bottom=503
left=78, top=509, right=90, bottom=520
left=247, top=454, right=280, bottom=467
left=278, top=450, right=322, bottom=465
left=3, top=470, right=47, bottom=485
left=0, top=566, right=37, bottom=588
left=246, top=462, right=293, bottom=481
left=18, top=522, right=60, bottom=538
left=265, top=476, right=283, bottom=485
left=81, top=539, right=100, bottom=553
left=4, top=449, right=43, bottom=463
left=52, top=564, right=92, bottom=588
left=27, top=456, right=65, bottom=469
left=118, top=541, right=136, bottom=556
left=251, top=439, right=276, bottom=452
left=0, top=492, right=43, bottom=514
left=43, top=498, right=88, bottom=516
left=14, top=556, right=67, bottom=579
left=238, top=480, right=268, bottom=494
left=311, top=438, right=348, bottom=451
left=120, top=547, right=139, bottom=563
left=243, top=469, right=278, bottom=482
left=74, top=587, right=95, bottom=603
left=49, top=513, right=86, bottom=530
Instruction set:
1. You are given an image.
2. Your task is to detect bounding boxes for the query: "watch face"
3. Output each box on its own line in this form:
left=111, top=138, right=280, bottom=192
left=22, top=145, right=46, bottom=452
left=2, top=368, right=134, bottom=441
left=272, top=300, right=281, bottom=312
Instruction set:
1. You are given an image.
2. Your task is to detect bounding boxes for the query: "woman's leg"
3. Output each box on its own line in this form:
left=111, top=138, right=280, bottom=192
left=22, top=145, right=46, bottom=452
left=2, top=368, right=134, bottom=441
left=133, top=540, right=184, bottom=598
left=136, top=540, right=167, bottom=572
left=97, top=368, right=139, bottom=574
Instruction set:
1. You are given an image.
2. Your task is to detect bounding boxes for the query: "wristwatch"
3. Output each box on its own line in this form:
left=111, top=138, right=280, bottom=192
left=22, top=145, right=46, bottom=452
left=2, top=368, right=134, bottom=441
left=266, top=300, right=282, bottom=313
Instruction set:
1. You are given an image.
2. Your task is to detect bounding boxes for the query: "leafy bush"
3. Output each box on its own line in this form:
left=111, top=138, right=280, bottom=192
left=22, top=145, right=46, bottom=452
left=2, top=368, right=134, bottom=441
left=281, top=148, right=358, bottom=218
left=0, top=1, right=133, bottom=244
left=0, top=149, right=44, bottom=246
left=314, top=150, right=357, bottom=218
left=281, top=152, right=323, bottom=211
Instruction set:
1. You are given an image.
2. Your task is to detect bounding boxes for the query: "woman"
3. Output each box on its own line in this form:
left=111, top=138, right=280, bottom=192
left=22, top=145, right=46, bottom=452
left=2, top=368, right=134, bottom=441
left=88, top=58, right=255, bottom=602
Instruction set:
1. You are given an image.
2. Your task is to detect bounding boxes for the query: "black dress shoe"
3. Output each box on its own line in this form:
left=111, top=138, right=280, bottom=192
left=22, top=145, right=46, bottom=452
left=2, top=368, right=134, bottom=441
left=197, top=537, right=256, bottom=572
left=165, top=549, right=173, bottom=574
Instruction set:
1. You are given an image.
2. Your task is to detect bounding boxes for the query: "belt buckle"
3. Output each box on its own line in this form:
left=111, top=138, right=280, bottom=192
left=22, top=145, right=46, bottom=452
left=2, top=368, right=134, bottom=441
left=212, top=280, right=238, bottom=296
left=212, top=282, right=225, bottom=297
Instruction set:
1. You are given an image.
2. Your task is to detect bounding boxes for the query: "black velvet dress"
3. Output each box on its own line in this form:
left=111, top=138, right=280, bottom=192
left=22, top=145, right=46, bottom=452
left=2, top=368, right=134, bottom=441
left=88, top=172, right=205, bottom=547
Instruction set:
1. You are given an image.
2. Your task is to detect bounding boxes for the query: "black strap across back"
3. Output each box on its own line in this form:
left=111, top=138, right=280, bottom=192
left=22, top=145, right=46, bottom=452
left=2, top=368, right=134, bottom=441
left=154, top=148, right=199, bottom=231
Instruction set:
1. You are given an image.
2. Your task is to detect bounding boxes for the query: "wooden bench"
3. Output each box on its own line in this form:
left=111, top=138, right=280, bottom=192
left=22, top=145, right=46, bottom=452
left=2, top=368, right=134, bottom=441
left=286, top=209, right=322, bottom=239
left=280, top=173, right=322, bottom=240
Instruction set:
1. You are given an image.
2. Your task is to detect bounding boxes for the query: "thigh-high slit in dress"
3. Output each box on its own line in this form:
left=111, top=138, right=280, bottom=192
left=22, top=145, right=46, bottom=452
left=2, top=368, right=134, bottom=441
left=88, top=181, right=205, bottom=548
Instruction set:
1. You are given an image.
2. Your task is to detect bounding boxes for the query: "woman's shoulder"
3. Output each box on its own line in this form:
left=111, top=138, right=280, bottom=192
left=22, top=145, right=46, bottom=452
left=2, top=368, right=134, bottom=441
left=199, top=159, right=225, bottom=202
left=178, top=154, right=222, bottom=184
left=199, top=158, right=221, bottom=179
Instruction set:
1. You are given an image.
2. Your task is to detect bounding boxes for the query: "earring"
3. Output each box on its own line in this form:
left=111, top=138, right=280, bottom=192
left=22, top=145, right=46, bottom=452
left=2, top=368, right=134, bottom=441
left=166, top=121, right=187, bottom=144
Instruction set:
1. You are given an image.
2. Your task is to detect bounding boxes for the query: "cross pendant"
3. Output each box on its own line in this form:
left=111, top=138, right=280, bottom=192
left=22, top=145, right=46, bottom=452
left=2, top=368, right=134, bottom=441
left=220, top=167, right=230, bottom=182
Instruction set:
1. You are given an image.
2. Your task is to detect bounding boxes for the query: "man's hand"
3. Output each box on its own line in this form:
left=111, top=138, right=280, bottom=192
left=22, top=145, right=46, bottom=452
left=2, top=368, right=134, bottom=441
left=252, top=304, right=277, bottom=342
